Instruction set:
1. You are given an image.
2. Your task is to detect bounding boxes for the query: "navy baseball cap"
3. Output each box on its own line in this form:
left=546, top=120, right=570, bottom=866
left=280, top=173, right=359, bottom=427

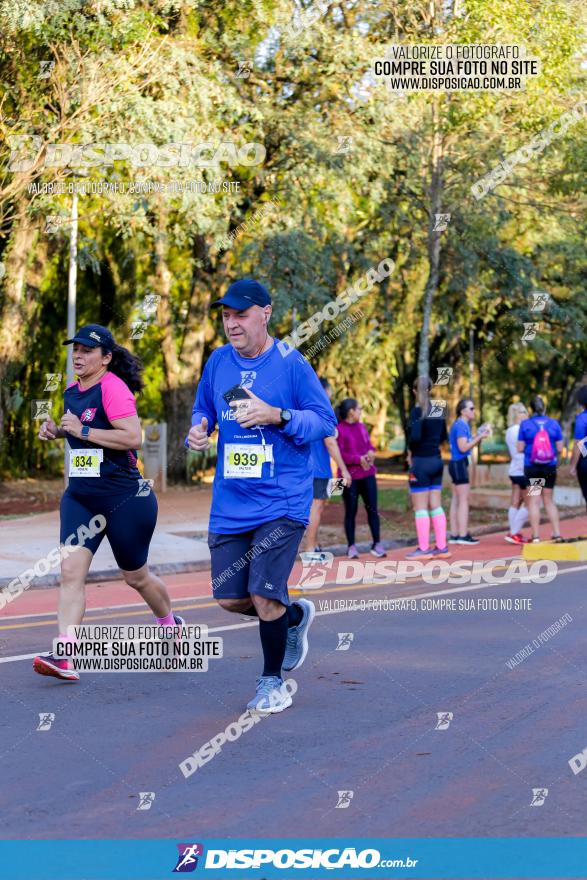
left=212, top=279, right=272, bottom=310
left=63, top=324, right=115, bottom=351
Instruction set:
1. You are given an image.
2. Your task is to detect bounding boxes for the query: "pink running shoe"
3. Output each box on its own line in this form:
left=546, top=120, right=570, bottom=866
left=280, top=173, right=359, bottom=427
left=33, top=653, right=79, bottom=682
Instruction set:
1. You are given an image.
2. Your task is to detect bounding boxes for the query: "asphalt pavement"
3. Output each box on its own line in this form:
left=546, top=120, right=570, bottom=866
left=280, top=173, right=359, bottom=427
left=1, top=545, right=586, bottom=847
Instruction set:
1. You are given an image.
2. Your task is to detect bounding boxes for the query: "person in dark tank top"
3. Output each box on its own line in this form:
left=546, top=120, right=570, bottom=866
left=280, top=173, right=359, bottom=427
left=405, top=376, right=450, bottom=560
left=33, top=324, right=183, bottom=682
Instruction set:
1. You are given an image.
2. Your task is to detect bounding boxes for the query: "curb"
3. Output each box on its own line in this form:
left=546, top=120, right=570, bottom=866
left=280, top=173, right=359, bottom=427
left=317, top=538, right=412, bottom=558
left=0, top=559, right=212, bottom=591
left=1, top=539, right=412, bottom=592
left=2, top=512, right=581, bottom=592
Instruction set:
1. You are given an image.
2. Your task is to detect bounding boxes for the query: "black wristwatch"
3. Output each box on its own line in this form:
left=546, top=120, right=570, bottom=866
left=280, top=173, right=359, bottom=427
left=278, top=409, right=292, bottom=429
left=81, top=425, right=91, bottom=439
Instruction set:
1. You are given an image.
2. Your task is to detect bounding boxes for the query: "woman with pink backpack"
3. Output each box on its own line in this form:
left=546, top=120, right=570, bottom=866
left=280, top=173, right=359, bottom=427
left=517, top=396, right=564, bottom=543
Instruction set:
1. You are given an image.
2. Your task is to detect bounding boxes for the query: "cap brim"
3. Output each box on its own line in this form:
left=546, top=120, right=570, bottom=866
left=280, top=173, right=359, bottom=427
left=62, top=337, right=102, bottom=347
left=211, top=294, right=255, bottom=310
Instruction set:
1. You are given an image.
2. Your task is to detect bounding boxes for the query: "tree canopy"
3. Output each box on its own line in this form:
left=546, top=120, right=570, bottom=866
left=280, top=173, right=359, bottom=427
left=0, top=0, right=585, bottom=476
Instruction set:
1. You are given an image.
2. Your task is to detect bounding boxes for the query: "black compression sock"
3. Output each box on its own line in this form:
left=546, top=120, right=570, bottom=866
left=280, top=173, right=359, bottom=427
left=259, top=613, right=288, bottom=677
left=287, top=602, right=303, bottom=628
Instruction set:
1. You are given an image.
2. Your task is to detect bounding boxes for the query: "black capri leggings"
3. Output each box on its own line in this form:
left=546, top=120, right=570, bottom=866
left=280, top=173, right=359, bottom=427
left=342, top=475, right=380, bottom=546
left=577, top=458, right=587, bottom=512
left=60, top=487, right=158, bottom=571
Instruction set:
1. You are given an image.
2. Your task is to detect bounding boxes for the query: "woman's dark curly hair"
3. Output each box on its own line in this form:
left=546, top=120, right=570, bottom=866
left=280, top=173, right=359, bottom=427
left=102, top=343, right=144, bottom=394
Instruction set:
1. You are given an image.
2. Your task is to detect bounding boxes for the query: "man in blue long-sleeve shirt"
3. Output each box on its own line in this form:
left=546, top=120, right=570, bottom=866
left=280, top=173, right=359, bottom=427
left=186, top=279, right=337, bottom=713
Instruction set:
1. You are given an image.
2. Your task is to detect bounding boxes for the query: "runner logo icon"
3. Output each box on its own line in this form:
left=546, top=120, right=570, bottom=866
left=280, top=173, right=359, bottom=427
left=521, top=322, right=540, bottom=341
left=433, top=213, right=451, bottom=232
left=336, top=790, right=354, bottom=808
left=530, top=291, right=550, bottom=312
left=44, top=372, right=62, bottom=391
left=327, top=477, right=345, bottom=496
left=428, top=399, right=447, bottom=418
left=528, top=478, right=545, bottom=496
left=130, top=321, right=148, bottom=340
left=336, top=135, right=353, bottom=154
left=530, top=787, right=548, bottom=806
left=434, top=366, right=453, bottom=385
left=336, top=632, right=354, bottom=651
left=136, top=792, right=155, bottom=810
left=173, top=843, right=204, bottom=872
left=38, top=59, right=55, bottom=79
left=240, top=370, right=256, bottom=389
left=435, top=711, right=453, bottom=730
left=80, top=408, right=97, bottom=423
left=37, top=713, right=55, bottom=731
left=32, top=400, right=52, bottom=420
left=298, top=551, right=334, bottom=590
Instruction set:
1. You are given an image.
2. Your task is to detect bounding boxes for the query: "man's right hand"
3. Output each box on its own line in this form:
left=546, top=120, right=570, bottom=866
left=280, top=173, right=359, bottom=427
left=187, top=417, right=210, bottom=451
left=39, top=419, right=59, bottom=441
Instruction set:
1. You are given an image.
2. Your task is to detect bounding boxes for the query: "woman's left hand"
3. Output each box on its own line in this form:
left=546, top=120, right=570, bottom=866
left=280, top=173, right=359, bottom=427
left=60, top=409, right=83, bottom=438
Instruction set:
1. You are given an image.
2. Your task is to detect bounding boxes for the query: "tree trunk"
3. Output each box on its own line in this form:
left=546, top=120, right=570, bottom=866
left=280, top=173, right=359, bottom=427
left=371, top=400, right=389, bottom=450
left=0, top=199, right=39, bottom=462
left=417, top=97, right=444, bottom=380
left=393, top=353, right=415, bottom=465
left=161, top=384, right=200, bottom=481
left=178, top=233, right=214, bottom=383
left=152, top=204, right=216, bottom=482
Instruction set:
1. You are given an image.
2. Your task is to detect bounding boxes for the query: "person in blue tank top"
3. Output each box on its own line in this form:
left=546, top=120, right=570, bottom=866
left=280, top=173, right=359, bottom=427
left=569, top=385, right=587, bottom=512
left=186, top=279, right=337, bottom=714
left=448, top=398, right=490, bottom=545
left=517, top=395, right=563, bottom=542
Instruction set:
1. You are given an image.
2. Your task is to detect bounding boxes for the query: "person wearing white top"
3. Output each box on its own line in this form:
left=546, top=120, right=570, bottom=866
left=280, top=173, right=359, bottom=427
left=504, top=402, right=529, bottom=544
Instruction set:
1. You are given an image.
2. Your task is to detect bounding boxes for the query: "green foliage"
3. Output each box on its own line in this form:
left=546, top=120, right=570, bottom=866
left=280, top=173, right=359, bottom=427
left=0, top=0, right=586, bottom=476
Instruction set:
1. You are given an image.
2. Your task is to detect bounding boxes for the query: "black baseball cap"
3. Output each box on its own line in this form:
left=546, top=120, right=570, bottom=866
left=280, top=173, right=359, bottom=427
left=63, top=324, right=115, bottom=351
left=212, top=279, right=272, bottom=310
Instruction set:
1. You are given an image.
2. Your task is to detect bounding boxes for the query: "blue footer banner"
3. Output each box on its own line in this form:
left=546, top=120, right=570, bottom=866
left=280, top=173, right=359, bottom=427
left=0, top=838, right=585, bottom=879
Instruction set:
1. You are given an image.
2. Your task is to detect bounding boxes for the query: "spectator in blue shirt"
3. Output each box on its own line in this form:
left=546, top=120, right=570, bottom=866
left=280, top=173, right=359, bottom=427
left=570, top=386, right=587, bottom=511
left=448, top=398, right=490, bottom=545
left=517, top=395, right=564, bottom=543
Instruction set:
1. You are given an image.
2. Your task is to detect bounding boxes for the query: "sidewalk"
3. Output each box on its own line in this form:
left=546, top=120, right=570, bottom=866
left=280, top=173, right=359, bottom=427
left=1, top=480, right=585, bottom=590
left=0, top=486, right=213, bottom=588
left=3, top=514, right=586, bottom=623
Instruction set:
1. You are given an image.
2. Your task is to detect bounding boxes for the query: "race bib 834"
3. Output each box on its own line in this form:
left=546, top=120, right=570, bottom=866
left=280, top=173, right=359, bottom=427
left=69, top=448, right=103, bottom=477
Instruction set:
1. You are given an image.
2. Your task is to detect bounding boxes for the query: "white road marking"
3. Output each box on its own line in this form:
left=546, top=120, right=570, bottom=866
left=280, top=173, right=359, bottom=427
left=1, top=562, right=584, bottom=665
